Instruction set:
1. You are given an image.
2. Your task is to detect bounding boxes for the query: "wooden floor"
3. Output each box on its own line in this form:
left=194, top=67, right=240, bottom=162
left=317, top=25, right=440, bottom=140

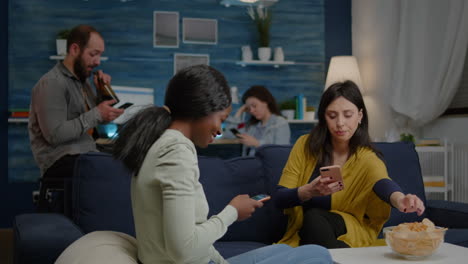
left=0, top=229, right=13, bottom=264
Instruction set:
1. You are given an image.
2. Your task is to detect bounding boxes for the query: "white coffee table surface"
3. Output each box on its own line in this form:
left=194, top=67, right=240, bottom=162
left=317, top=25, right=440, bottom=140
left=329, top=243, right=467, bottom=264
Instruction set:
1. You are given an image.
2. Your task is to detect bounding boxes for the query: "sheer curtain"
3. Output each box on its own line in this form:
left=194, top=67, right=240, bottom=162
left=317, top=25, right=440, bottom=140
left=389, top=0, right=468, bottom=129
left=353, top=0, right=468, bottom=139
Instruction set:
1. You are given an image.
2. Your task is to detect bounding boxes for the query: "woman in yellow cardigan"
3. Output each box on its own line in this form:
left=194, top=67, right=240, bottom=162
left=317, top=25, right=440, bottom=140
left=275, top=80, right=425, bottom=248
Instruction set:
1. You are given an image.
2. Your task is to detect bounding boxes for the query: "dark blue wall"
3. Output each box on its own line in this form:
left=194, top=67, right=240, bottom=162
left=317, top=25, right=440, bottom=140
left=1, top=1, right=32, bottom=228
left=325, top=0, right=352, bottom=68
left=8, top=0, right=326, bottom=109
left=8, top=0, right=326, bottom=184
left=0, top=0, right=351, bottom=228
left=1, top=0, right=11, bottom=226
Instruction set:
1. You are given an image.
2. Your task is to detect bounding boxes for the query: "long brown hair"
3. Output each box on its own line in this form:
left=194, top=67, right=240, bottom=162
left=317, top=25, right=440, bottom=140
left=242, top=85, right=280, bottom=126
left=305, top=80, right=380, bottom=166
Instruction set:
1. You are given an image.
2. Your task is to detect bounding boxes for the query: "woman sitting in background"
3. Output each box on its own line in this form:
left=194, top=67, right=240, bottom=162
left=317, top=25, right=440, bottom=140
left=275, top=80, right=425, bottom=249
left=226, top=85, right=290, bottom=156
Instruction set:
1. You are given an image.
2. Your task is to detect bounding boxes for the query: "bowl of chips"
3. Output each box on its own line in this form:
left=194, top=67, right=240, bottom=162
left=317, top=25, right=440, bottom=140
left=383, top=218, right=447, bottom=259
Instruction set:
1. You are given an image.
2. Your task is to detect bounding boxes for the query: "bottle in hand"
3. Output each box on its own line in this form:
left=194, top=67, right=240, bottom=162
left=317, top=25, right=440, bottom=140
left=95, top=72, right=119, bottom=106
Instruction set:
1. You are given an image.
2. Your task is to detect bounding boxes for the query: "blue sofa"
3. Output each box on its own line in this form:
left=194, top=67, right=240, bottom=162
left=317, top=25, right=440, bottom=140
left=13, top=142, right=468, bottom=264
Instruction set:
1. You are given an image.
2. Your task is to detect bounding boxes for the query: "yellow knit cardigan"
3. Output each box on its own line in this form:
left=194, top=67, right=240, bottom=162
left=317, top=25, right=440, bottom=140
left=277, top=135, right=391, bottom=247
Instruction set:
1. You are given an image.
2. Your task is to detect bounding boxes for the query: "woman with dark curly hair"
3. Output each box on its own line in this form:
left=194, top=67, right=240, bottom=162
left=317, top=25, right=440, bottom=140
left=112, top=66, right=331, bottom=264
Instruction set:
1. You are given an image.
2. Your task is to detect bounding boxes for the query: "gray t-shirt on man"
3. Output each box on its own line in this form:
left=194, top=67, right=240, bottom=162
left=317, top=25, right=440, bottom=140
left=29, top=62, right=102, bottom=175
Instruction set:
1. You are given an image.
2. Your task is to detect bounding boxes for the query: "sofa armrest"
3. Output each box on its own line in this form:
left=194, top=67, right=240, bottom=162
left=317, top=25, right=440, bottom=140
left=14, top=213, right=84, bottom=264
left=426, top=200, right=468, bottom=228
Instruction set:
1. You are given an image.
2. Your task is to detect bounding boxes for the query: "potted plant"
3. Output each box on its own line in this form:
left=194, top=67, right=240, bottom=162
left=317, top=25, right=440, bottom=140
left=279, top=99, right=295, bottom=120
left=247, top=6, right=272, bottom=61
left=56, top=29, right=71, bottom=56
left=400, top=133, right=415, bottom=143
left=305, top=106, right=316, bottom=121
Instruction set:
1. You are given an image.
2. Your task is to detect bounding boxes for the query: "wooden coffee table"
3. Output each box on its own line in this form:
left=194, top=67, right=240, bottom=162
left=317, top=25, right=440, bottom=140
left=329, top=243, right=467, bottom=263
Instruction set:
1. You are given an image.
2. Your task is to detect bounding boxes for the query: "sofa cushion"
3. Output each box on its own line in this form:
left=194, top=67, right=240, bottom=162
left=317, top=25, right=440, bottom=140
left=427, top=200, right=468, bottom=228
left=374, top=142, right=427, bottom=227
left=213, top=241, right=269, bottom=259
left=72, top=152, right=135, bottom=236
left=255, top=144, right=294, bottom=194
left=445, top=229, right=468, bottom=248
left=14, top=213, right=83, bottom=264
left=255, top=144, right=292, bottom=242
left=199, top=156, right=275, bottom=243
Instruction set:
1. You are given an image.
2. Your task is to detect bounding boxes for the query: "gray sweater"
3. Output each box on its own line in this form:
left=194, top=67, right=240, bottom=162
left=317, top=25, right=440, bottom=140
left=132, top=129, right=238, bottom=264
left=225, top=114, right=291, bottom=156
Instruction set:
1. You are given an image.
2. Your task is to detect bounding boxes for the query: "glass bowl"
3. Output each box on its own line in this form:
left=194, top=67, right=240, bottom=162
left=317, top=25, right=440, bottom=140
left=383, top=225, right=446, bottom=259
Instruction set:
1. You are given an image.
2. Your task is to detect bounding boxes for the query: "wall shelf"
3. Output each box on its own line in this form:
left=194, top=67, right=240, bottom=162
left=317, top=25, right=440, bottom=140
left=425, top=184, right=453, bottom=193
left=288, top=119, right=317, bottom=124
left=49, top=55, right=109, bottom=61
left=236, top=60, right=295, bottom=68
left=220, top=0, right=278, bottom=8
left=415, top=145, right=446, bottom=153
left=8, top=118, right=28, bottom=123
left=416, top=140, right=453, bottom=200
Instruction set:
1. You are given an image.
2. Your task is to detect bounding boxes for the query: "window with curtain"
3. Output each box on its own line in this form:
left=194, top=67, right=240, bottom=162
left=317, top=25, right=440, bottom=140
left=444, top=48, right=468, bottom=115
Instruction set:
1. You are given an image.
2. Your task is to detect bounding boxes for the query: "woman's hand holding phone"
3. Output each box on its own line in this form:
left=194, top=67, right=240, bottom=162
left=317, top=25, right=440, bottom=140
left=230, top=128, right=242, bottom=138
left=298, top=177, right=340, bottom=201
left=319, top=165, right=343, bottom=184
left=229, top=194, right=263, bottom=221
left=251, top=194, right=271, bottom=202
left=237, top=133, right=260, bottom=147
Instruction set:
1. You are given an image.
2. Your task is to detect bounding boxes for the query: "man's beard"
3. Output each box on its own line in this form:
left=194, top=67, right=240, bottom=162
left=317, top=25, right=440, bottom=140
left=73, top=54, right=91, bottom=83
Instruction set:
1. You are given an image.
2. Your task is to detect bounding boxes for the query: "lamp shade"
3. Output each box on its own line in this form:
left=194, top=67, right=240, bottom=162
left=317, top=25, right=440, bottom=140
left=324, top=56, right=363, bottom=91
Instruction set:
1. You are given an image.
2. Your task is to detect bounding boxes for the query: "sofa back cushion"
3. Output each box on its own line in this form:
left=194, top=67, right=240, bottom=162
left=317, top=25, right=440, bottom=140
left=199, top=156, right=277, bottom=243
left=255, top=145, right=292, bottom=242
left=374, top=142, right=427, bottom=226
left=72, top=152, right=135, bottom=236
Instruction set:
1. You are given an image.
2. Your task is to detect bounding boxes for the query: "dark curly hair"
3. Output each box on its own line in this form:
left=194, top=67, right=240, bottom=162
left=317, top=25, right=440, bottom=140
left=113, top=65, right=231, bottom=174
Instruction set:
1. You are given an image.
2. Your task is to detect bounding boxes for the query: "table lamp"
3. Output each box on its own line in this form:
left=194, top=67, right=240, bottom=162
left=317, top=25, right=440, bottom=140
left=324, top=56, right=364, bottom=92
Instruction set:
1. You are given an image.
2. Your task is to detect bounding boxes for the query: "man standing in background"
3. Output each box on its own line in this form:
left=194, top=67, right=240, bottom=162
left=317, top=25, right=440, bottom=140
left=28, top=25, right=123, bottom=212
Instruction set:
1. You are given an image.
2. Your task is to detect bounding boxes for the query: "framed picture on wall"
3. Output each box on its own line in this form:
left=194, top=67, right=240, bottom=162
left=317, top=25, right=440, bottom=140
left=153, top=11, right=179, bottom=48
left=183, top=18, right=218, bottom=45
left=174, top=53, right=210, bottom=75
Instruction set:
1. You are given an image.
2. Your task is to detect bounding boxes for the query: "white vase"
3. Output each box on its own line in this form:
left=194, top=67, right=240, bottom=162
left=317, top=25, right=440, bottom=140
left=274, top=47, right=284, bottom=62
left=56, top=39, right=67, bottom=56
left=258, top=47, right=271, bottom=61
left=241, top=45, right=253, bottom=61
left=304, top=111, right=316, bottom=121
left=231, top=86, right=240, bottom=104
left=281, top=110, right=295, bottom=120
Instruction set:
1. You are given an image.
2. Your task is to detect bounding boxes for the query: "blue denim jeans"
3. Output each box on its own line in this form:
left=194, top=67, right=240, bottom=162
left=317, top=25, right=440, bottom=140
left=224, top=244, right=332, bottom=264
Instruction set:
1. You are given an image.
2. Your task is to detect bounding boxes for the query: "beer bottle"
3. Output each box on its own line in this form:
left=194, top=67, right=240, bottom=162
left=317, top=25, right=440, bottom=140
left=95, top=72, right=119, bottom=105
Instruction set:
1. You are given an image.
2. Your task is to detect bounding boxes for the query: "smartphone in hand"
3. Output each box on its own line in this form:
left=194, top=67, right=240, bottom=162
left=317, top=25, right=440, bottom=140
left=251, top=194, right=271, bottom=202
left=319, top=165, right=343, bottom=184
left=230, top=128, right=242, bottom=138
left=118, top=102, right=134, bottom=109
